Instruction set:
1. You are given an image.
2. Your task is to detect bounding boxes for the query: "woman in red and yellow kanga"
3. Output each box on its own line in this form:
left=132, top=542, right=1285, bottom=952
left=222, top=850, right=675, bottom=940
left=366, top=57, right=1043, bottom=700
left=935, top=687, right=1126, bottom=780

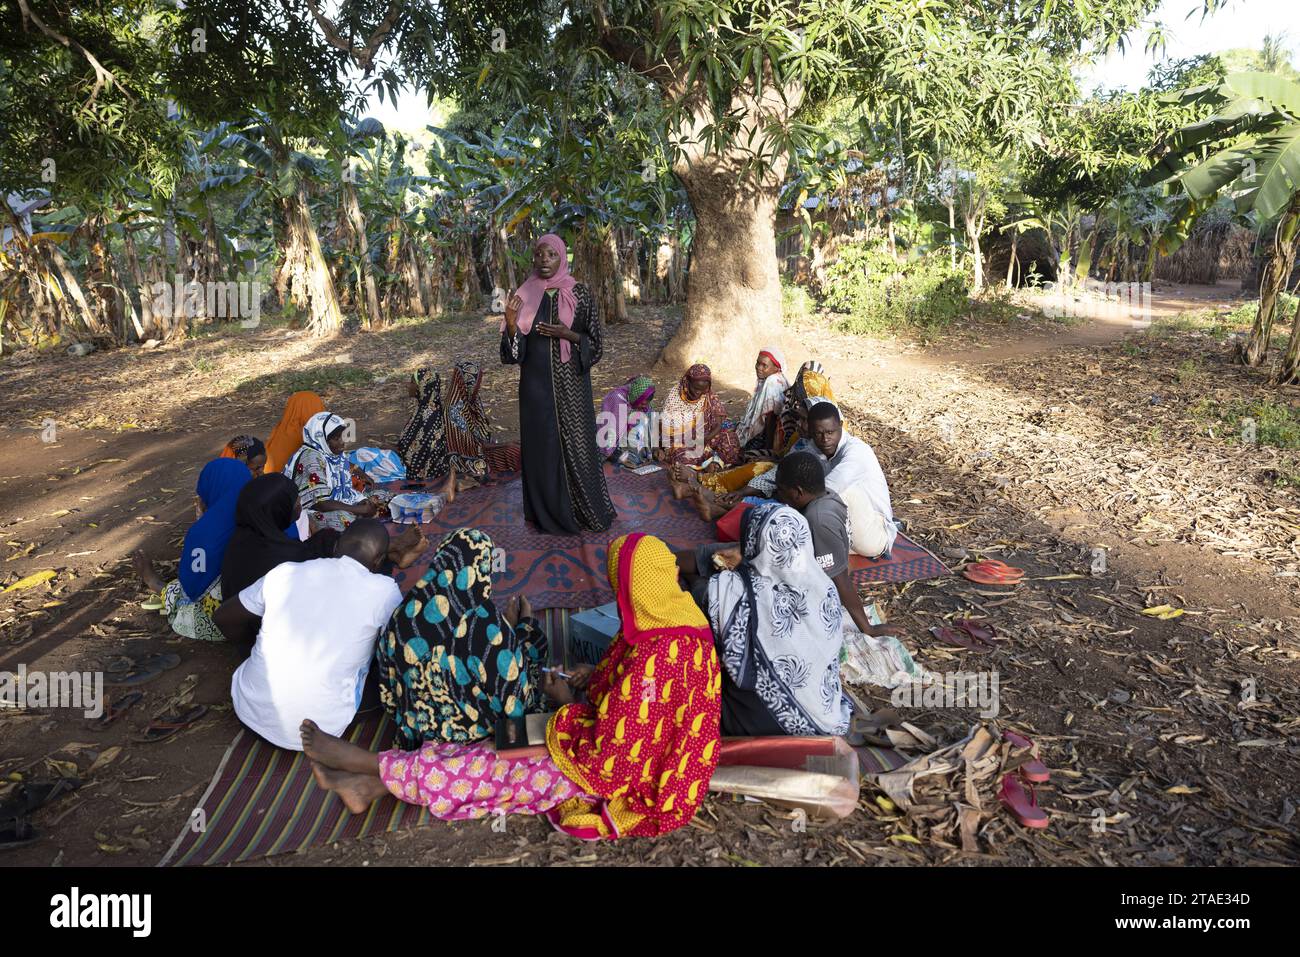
left=300, top=531, right=721, bottom=841
left=544, top=531, right=721, bottom=838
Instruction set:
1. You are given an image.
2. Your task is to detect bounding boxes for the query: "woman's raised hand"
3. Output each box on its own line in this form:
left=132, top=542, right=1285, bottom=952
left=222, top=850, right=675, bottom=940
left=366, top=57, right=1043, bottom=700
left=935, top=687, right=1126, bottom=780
left=505, top=294, right=523, bottom=334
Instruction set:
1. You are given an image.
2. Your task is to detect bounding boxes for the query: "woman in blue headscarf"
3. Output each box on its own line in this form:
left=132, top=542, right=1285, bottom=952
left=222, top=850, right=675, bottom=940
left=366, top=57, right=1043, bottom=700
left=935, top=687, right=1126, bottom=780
left=134, top=458, right=253, bottom=641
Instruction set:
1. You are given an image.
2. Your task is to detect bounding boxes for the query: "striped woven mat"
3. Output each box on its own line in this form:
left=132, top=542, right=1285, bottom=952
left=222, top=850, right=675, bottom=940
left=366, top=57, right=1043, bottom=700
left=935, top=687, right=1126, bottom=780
left=159, top=708, right=905, bottom=866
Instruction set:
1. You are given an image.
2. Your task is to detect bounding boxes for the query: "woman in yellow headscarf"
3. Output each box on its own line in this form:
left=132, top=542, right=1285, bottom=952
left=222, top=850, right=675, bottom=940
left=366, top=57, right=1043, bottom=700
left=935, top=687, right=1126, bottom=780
left=263, top=391, right=326, bottom=475
left=299, top=532, right=722, bottom=841
left=542, top=532, right=721, bottom=838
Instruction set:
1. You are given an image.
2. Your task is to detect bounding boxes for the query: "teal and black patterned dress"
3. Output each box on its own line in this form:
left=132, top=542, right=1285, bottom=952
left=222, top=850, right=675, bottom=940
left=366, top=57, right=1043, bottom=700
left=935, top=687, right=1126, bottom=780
left=376, top=528, right=547, bottom=749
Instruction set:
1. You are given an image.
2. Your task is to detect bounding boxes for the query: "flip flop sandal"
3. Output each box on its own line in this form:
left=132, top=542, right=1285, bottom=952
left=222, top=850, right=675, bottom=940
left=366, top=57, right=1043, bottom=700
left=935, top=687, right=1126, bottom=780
left=999, top=773, right=1049, bottom=829
left=104, top=662, right=164, bottom=687
left=966, top=559, right=1024, bottom=577
left=930, top=625, right=994, bottom=653
left=1003, top=730, right=1051, bottom=783
left=136, top=704, right=208, bottom=743
left=954, top=618, right=998, bottom=643
left=104, top=652, right=181, bottom=688
left=86, top=691, right=144, bottom=731
left=0, top=816, right=40, bottom=851
left=0, top=776, right=80, bottom=818
left=963, top=563, right=1024, bottom=586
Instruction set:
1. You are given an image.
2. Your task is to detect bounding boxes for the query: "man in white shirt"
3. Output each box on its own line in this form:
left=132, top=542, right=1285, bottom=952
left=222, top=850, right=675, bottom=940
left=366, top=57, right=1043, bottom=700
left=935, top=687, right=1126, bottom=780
left=213, top=518, right=403, bottom=750
left=803, top=401, right=897, bottom=558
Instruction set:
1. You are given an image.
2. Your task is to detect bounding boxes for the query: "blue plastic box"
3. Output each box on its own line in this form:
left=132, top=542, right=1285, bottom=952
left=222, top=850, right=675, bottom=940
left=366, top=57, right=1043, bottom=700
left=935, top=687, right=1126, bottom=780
left=568, top=602, right=621, bottom=667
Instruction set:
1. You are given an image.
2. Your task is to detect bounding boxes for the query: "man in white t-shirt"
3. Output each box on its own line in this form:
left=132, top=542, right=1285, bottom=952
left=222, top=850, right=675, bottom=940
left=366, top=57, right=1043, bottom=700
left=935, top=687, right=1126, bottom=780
left=212, top=518, right=403, bottom=750
left=804, top=401, right=897, bottom=558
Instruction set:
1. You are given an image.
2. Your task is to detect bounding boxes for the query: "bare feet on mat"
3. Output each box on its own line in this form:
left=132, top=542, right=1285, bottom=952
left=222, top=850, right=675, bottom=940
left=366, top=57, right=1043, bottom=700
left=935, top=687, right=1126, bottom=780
left=133, top=548, right=166, bottom=593
left=389, top=524, right=419, bottom=553
left=692, top=488, right=725, bottom=522
left=300, top=719, right=382, bottom=775
left=518, top=594, right=532, bottom=622
left=441, top=466, right=457, bottom=505
left=310, top=762, right=388, bottom=814
left=669, top=464, right=695, bottom=500
left=393, top=534, right=428, bottom=569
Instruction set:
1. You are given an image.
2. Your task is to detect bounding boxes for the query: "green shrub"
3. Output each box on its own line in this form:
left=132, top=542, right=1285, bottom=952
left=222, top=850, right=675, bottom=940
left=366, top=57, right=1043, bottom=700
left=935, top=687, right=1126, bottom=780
left=1223, top=292, right=1298, bottom=328
left=1194, top=397, right=1300, bottom=448
left=781, top=279, right=814, bottom=323
left=821, top=241, right=969, bottom=335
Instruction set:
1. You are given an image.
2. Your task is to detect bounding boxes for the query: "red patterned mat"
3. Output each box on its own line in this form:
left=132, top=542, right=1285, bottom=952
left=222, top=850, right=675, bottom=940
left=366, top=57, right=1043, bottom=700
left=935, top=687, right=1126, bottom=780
left=384, top=468, right=946, bottom=607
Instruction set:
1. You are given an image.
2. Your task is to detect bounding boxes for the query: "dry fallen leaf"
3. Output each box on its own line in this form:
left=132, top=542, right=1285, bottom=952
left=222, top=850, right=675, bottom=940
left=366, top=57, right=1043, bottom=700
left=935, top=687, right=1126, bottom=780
left=2, top=570, right=56, bottom=592
left=86, top=746, right=122, bottom=777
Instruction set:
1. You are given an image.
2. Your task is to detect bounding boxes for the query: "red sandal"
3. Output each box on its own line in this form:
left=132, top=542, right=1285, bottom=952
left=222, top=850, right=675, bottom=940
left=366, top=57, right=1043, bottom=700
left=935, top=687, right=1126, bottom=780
left=999, top=773, right=1049, bottom=829
left=963, top=560, right=1024, bottom=586
left=1003, top=730, right=1051, bottom=783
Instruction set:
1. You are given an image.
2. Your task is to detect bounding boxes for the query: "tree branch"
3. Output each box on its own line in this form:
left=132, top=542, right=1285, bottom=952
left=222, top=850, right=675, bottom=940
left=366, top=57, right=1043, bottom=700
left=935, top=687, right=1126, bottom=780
left=591, top=0, right=674, bottom=87
left=16, top=0, right=135, bottom=106
left=301, top=0, right=402, bottom=74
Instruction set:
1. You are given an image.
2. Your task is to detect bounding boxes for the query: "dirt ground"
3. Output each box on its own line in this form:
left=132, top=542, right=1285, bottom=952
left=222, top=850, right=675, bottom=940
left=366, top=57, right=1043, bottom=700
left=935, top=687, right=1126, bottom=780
left=1, top=278, right=1297, bottom=867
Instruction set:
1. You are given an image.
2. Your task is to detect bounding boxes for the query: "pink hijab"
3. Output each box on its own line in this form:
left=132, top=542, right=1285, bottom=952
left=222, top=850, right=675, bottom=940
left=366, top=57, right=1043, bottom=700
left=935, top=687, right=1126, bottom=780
left=504, top=233, right=578, bottom=363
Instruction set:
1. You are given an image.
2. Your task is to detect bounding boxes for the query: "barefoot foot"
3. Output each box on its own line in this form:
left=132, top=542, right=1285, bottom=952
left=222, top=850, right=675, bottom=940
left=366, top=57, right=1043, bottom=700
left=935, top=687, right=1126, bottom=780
left=389, top=524, right=420, bottom=552
left=301, top=718, right=383, bottom=774
left=692, top=488, right=725, bottom=523
left=394, top=535, right=428, bottom=570
left=311, top=762, right=389, bottom=814
left=133, top=548, right=166, bottom=593
left=441, top=467, right=457, bottom=505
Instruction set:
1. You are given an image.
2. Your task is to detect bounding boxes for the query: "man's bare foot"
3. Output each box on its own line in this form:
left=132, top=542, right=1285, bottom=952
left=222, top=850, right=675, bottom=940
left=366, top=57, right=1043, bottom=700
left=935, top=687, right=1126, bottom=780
left=518, top=594, right=532, bottom=622
left=393, top=534, right=428, bottom=569
left=301, top=719, right=382, bottom=775
left=692, top=488, right=726, bottom=523
left=390, top=524, right=420, bottom=552
left=441, top=467, right=457, bottom=505
left=669, top=465, right=698, bottom=500
left=311, top=762, right=389, bottom=814
left=133, top=549, right=166, bottom=593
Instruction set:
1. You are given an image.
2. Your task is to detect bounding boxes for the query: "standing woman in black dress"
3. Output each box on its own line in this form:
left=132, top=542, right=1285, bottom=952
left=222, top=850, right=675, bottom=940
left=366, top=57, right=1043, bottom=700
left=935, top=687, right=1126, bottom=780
left=500, top=233, right=616, bottom=534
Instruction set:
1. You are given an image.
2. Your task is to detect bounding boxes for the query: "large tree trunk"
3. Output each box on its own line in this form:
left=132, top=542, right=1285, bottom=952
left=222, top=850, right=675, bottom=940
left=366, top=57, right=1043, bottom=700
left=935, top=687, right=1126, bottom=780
left=662, top=165, right=787, bottom=382
left=341, top=183, right=381, bottom=325
left=48, top=243, right=100, bottom=340
left=278, top=191, right=343, bottom=334
left=120, top=224, right=154, bottom=339
left=654, top=79, right=794, bottom=382
left=1241, top=203, right=1300, bottom=367
left=595, top=33, right=797, bottom=381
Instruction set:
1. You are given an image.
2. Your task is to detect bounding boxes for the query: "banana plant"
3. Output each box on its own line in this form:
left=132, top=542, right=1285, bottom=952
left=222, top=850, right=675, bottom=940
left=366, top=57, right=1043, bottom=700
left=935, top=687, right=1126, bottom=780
left=1145, top=72, right=1300, bottom=374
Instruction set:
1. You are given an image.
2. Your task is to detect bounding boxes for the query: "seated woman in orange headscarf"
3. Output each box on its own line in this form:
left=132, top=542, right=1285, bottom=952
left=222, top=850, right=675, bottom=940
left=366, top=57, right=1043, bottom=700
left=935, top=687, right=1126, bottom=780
left=263, top=391, right=326, bottom=476
left=300, top=531, right=722, bottom=840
